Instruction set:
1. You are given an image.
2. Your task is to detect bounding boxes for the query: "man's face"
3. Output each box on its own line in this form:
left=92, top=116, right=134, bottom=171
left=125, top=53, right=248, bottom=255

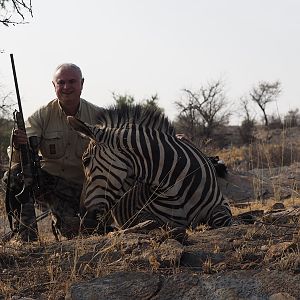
left=52, top=67, right=84, bottom=106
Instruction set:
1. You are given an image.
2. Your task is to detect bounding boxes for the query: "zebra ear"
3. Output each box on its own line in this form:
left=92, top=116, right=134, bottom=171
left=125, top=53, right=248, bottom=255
left=67, top=116, right=97, bottom=140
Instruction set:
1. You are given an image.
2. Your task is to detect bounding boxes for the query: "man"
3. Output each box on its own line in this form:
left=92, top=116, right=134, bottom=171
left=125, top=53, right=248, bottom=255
left=4, top=63, right=101, bottom=241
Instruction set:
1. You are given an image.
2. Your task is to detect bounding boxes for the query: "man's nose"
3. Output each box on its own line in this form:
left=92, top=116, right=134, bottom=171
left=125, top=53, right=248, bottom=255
left=63, top=82, right=71, bottom=89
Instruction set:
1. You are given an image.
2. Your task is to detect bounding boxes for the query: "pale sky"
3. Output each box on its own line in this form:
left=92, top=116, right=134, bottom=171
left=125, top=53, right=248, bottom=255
left=1, top=0, right=300, bottom=124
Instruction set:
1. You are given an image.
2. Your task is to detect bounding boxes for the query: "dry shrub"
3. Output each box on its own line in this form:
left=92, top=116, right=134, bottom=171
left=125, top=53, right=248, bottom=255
left=216, top=146, right=247, bottom=170
left=247, top=143, right=300, bottom=169
left=208, top=126, right=300, bottom=171
left=276, top=252, right=300, bottom=271
left=216, top=142, right=300, bottom=171
left=233, top=244, right=259, bottom=263
left=202, top=257, right=213, bottom=274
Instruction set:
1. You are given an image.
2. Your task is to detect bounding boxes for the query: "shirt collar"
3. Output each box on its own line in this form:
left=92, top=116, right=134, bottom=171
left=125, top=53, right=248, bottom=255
left=57, top=98, right=82, bottom=118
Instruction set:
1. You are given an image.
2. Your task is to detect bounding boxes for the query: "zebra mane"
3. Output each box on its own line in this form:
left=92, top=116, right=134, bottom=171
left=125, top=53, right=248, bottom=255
left=96, top=104, right=176, bottom=135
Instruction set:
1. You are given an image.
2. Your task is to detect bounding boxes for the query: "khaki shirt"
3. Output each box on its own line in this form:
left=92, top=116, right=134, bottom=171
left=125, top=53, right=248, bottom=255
left=12, top=98, right=101, bottom=184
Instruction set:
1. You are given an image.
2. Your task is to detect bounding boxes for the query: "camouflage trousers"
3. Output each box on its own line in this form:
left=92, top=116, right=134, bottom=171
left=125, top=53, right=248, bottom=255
left=2, top=164, right=83, bottom=241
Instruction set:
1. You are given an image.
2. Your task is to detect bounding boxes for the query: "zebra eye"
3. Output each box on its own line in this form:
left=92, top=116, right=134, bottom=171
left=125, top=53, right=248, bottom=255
left=82, top=156, right=91, bottom=167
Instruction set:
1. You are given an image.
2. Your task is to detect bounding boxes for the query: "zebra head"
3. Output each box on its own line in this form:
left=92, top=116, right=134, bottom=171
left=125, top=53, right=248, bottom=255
left=67, top=116, right=130, bottom=222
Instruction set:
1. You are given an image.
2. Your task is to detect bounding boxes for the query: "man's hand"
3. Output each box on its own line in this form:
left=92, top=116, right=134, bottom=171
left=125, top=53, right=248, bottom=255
left=13, top=129, right=28, bottom=149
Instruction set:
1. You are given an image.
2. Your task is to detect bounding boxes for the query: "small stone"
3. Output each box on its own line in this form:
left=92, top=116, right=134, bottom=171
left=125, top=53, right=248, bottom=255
left=214, top=287, right=240, bottom=300
left=269, top=292, right=296, bottom=300
left=271, top=202, right=285, bottom=210
left=11, top=297, right=36, bottom=300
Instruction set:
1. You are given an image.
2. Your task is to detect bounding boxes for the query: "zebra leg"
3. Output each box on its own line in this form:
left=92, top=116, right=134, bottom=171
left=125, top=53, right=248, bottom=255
left=207, top=204, right=232, bottom=229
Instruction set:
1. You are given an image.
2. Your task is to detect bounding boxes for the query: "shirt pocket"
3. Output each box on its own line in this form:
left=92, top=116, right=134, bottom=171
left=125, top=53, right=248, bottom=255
left=40, top=131, right=66, bottom=159
left=75, top=134, right=90, bottom=159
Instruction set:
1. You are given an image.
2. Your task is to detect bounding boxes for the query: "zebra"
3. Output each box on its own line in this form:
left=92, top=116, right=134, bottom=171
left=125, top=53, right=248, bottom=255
left=68, top=104, right=232, bottom=232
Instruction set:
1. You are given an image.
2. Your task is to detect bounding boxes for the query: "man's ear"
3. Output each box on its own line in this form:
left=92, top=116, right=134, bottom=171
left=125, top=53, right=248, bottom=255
left=67, top=116, right=96, bottom=140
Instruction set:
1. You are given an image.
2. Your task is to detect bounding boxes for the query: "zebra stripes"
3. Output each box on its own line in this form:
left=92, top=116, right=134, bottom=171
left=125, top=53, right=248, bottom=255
left=68, top=104, right=232, bottom=230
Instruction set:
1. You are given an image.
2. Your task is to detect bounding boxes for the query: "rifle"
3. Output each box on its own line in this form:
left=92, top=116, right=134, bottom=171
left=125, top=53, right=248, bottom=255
left=4, top=54, right=43, bottom=241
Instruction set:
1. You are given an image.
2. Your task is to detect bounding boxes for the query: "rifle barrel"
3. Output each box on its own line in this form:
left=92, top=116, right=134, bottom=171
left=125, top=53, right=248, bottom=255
left=10, top=53, right=23, bottom=116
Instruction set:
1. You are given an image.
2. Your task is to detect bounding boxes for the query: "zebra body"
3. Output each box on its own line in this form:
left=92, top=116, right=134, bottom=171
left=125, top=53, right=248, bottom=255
left=68, top=105, right=232, bottom=230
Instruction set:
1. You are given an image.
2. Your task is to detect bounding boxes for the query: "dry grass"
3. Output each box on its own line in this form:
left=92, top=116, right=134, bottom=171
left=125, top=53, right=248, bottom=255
left=231, top=197, right=300, bottom=217
left=1, top=200, right=300, bottom=299
left=0, top=126, right=300, bottom=299
left=0, top=232, right=119, bottom=299
left=217, top=142, right=300, bottom=171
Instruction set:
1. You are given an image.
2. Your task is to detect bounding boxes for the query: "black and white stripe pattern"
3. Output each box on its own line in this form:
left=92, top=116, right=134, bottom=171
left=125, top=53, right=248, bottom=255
left=68, top=104, right=232, bottom=230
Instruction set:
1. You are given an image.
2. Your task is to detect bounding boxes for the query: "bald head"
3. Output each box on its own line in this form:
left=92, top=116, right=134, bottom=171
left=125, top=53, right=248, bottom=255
left=53, top=63, right=83, bottom=81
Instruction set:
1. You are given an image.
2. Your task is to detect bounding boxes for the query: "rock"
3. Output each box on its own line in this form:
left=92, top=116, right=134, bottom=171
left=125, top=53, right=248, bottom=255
left=218, top=173, right=255, bottom=202
left=11, top=297, right=36, bottom=300
left=271, top=202, right=285, bottom=210
left=66, top=272, right=161, bottom=300
left=214, top=287, right=240, bottom=300
left=67, top=270, right=271, bottom=300
left=153, top=273, right=208, bottom=299
left=263, top=208, right=300, bottom=224
left=129, top=236, right=184, bottom=269
left=181, top=250, right=225, bottom=269
left=269, top=292, right=296, bottom=300
left=235, top=210, right=264, bottom=224
left=155, top=238, right=183, bottom=267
